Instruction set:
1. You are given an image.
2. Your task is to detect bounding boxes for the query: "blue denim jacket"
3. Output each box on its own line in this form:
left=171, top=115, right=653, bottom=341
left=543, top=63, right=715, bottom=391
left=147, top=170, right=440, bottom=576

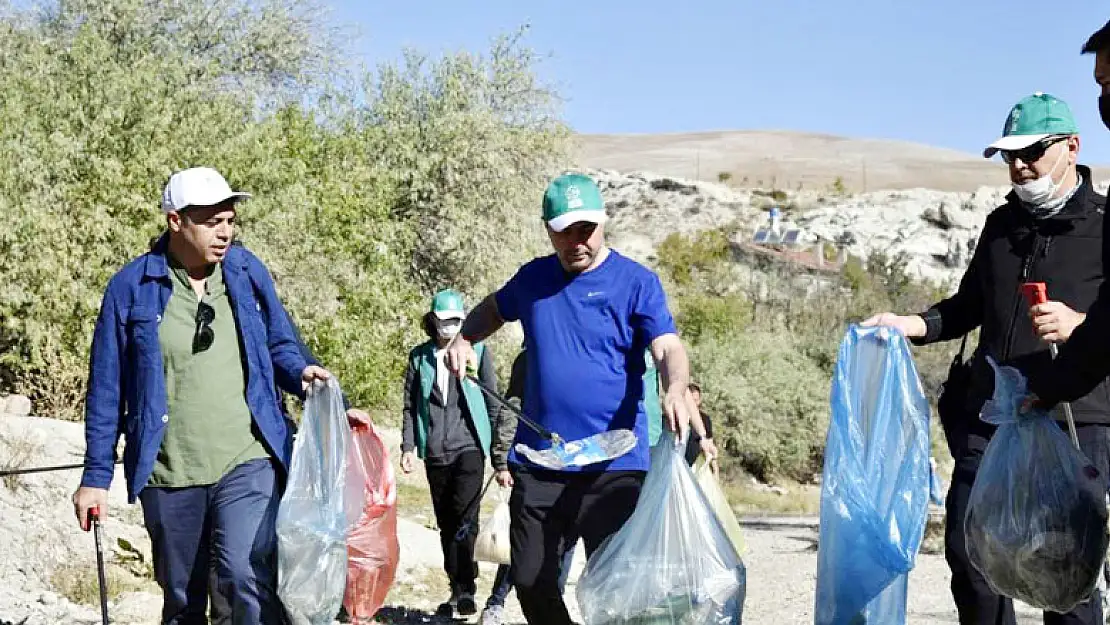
left=81, top=236, right=308, bottom=502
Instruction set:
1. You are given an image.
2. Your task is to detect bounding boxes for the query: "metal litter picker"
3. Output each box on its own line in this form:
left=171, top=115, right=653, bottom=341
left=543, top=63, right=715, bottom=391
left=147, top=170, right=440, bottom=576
left=452, top=374, right=638, bottom=542
left=1022, top=282, right=1110, bottom=592
left=465, top=374, right=637, bottom=470
left=89, top=506, right=110, bottom=625
left=1020, top=282, right=1080, bottom=449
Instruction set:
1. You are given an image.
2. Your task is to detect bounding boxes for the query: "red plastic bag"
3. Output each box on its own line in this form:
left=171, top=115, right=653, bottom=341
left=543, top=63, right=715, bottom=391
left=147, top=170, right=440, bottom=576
left=343, top=422, right=400, bottom=622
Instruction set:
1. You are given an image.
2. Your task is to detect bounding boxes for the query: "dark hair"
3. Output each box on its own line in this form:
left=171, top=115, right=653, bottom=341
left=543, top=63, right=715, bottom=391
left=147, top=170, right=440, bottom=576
left=1082, top=20, right=1110, bottom=55
left=421, top=312, right=438, bottom=341
left=688, top=381, right=702, bottom=393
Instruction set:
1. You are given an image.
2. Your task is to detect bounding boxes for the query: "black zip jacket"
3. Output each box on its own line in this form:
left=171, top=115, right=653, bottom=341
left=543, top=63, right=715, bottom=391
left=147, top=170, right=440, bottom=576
left=915, top=166, right=1110, bottom=425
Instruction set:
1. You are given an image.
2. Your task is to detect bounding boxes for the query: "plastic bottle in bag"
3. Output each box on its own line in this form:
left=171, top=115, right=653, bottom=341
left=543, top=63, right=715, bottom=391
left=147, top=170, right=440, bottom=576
left=276, top=378, right=362, bottom=625
left=815, top=325, right=932, bottom=625
left=964, top=357, right=1110, bottom=613
left=343, top=421, right=400, bottom=623
left=576, top=432, right=746, bottom=625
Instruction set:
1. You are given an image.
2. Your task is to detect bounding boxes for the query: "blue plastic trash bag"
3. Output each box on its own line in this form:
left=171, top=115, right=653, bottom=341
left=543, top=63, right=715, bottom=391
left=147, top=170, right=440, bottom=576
left=964, top=357, right=1109, bottom=613
left=277, top=378, right=364, bottom=625
left=576, top=431, right=746, bottom=625
left=815, top=325, right=932, bottom=625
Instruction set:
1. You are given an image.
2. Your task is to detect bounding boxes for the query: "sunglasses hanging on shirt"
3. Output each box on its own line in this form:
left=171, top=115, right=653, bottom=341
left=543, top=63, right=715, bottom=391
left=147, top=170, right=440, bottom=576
left=193, top=302, right=215, bottom=353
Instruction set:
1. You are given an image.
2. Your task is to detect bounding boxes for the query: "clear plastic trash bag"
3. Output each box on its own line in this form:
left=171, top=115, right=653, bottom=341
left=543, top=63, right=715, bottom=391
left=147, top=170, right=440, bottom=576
left=474, top=487, right=512, bottom=565
left=514, top=428, right=637, bottom=470
left=692, top=455, right=745, bottom=557
left=964, top=357, right=1110, bottom=613
left=815, top=325, right=932, bottom=625
left=343, top=421, right=400, bottom=622
left=277, top=378, right=362, bottom=625
left=576, top=431, right=746, bottom=625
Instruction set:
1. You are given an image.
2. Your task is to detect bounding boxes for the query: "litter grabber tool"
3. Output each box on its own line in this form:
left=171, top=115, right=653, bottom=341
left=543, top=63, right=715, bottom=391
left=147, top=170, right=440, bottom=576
left=454, top=473, right=496, bottom=543
left=464, top=374, right=637, bottom=470
left=1021, top=282, right=1080, bottom=449
left=1024, top=283, right=1110, bottom=594
left=89, top=506, right=110, bottom=625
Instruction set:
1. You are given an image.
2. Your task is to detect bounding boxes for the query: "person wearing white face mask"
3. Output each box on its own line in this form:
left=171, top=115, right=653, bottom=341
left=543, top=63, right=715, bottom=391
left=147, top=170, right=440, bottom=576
left=863, top=92, right=1110, bottom=625
left=400, top=289, right=498, bottom=618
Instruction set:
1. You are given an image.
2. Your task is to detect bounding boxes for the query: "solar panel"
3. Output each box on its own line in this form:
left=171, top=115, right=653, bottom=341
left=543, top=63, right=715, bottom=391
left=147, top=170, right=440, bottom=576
left=752, top=229, right=771, bottom=244
left=781, top=229, right=802, bottom=245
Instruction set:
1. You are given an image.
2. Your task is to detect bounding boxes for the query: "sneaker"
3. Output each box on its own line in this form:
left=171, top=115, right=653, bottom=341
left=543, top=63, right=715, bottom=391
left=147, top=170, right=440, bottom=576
left=436, top=590, right=459, bottom=618
left=480, top=604, right=504, bottom=625
left=456, top=592, right=478, bottom=617
left=435, top=600, right=455, bottom=618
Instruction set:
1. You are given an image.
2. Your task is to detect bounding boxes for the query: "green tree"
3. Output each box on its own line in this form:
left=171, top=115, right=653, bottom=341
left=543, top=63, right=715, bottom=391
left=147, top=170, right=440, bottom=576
left=0, top=0, right=567, bottom=418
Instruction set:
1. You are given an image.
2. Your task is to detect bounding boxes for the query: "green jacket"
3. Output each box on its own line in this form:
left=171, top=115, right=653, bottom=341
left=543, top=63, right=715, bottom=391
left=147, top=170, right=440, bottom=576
left=403, top=341, right=493, bottom=459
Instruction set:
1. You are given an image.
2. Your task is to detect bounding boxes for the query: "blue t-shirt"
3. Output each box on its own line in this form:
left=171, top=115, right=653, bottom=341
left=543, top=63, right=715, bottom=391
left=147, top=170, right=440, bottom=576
left=495, top=250, right=677, bottom=472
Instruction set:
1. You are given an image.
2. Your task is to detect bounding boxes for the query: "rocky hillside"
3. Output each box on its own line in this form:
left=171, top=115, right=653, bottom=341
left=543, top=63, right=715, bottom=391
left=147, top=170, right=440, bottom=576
left=576, top=130, right=1110, bottom=194
left=593, top=167, right=1110, bottom=289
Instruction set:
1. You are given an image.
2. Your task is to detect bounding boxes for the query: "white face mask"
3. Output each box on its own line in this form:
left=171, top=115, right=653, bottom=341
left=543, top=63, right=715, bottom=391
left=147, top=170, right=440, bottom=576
left=1012, top=145, right=1067, bottom=208
left=436, top=319, right=461, bottom=340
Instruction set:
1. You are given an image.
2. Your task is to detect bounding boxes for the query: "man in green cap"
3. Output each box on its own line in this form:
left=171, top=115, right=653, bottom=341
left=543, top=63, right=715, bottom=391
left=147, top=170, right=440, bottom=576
left=863, top=93, right=1110, bottom=625
left=400, top=289, right=498, bottom=618
left=442, top=172, right=712, bottom=625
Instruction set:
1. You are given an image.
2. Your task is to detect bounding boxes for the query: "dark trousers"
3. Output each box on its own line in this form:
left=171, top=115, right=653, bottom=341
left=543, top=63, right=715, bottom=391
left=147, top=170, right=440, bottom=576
left=509, top=467, right=645, bottom=625
left=946, top=423, right=1110, bottom=625
left=486, top=542, right=576, bottom=609
left=139, top=457, right=284, bottom=625
left=426, top=450, right=485, bottom=595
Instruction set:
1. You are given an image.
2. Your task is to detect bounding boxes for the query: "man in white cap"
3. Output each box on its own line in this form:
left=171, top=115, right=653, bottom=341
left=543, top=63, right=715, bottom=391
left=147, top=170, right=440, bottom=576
left=72, top=166, right=331, bottom=624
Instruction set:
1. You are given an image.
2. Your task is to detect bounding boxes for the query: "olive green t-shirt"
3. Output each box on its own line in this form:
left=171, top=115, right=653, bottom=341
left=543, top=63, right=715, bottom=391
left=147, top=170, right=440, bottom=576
left=148, top=258, right=270, bottom=487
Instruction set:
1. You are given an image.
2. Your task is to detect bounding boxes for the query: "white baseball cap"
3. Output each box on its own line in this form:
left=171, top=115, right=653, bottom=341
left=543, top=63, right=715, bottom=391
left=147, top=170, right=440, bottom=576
left=160, top=167, right=251, bottom=213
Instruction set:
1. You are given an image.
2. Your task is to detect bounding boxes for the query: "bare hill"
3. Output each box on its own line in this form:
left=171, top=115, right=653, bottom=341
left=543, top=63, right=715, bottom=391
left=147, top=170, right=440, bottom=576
left=574, top=130, right=1110, bottom=193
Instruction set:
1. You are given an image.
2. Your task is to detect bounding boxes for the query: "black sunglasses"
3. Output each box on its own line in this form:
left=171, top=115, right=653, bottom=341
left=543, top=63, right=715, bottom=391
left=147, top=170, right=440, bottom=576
left=193, top=302, right=215, bottom=354
left=1000, top=136, right=1067, bottom=165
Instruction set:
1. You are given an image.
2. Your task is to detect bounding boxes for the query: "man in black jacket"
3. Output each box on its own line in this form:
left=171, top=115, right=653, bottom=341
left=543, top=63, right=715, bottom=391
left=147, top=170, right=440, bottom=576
left=864, top=92, right=1109, bottom=625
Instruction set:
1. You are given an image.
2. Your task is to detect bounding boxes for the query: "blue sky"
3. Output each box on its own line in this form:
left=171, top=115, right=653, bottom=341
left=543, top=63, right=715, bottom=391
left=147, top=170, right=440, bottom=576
left=332, top=1, right=1110, bottom=164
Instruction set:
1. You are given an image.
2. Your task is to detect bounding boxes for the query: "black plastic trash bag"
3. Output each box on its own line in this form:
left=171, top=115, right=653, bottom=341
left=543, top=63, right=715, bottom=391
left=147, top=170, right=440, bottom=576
left=964, top=357, right=1110, bottom=613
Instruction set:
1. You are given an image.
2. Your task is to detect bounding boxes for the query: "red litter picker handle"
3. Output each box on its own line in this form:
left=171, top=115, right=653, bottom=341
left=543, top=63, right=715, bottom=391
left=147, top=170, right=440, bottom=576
left=1021, top=282, right=1048, bottom=307
left=1019, top=281, right=1081, bottom=449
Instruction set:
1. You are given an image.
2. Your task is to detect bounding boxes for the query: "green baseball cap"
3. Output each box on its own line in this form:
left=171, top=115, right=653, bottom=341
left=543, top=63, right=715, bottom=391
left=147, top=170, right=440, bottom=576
left=542, top=173, right=608, bottom=233
left=430, top=289, right=466, bottom=320
left=983, top=92, right=1079, bottom=158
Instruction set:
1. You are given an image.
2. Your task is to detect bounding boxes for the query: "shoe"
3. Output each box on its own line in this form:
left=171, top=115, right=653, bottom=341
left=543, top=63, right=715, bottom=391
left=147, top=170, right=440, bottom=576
left=436, top=588, right=459, bottom=618
left=435, top=600, right=455, bottom=618
left=480, top=604, right=504, bottom=625
left=456, top=592, right=478, bottom=617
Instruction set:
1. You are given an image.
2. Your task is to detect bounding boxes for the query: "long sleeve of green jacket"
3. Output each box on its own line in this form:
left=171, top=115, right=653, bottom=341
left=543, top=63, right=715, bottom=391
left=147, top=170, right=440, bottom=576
left=491, top=350, right=527, bottom=471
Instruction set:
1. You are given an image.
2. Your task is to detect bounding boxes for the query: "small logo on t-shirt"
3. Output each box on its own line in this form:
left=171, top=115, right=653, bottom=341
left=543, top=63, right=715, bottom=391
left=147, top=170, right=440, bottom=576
left=586, top=290, right=604, bottom=297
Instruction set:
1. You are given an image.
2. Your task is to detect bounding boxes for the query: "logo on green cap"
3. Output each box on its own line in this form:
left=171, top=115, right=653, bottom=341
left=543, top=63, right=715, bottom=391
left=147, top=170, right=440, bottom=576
left=542, top=173, right=608, bottom=233
left=431, top=289, right=465, bottom=319
left=1004, top=92, right=1077, bottom=137
left=984, top=92, right=1079, bottom=158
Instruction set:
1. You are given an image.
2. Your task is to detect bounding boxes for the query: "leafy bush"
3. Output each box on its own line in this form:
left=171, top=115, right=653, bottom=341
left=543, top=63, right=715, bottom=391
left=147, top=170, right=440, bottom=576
left=692, top=330, right=830, bottom=481
left=656, top=229, right=731, bottom=287
left=0, top=0, right=566, bottom=418
left=660, top=227, right=957, bottom=481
